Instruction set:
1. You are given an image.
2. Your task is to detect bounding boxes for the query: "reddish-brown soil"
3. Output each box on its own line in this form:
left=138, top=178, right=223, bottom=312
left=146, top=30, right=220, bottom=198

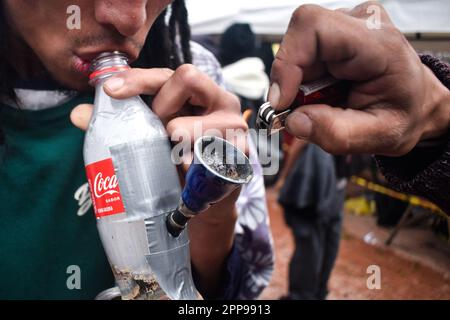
left=259, top=188, right=450, bottom=300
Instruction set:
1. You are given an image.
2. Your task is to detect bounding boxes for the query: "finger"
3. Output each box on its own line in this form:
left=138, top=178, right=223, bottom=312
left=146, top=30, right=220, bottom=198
left=269, top=5, right=355, bottom=110
left=166, top=111, right=248, bottom=142
left=166, top=111, right=249, bottom=155
left=152, top=64, right=241, bottom=121
left=335, top=7, right=351, bottom=15
left=70, top=103, right=93, bottom=131
left=103, top=68, right=174, bottom=99
left=269, top=4, right=388, bottom=111
left=284, top=104, right=408, bottom=155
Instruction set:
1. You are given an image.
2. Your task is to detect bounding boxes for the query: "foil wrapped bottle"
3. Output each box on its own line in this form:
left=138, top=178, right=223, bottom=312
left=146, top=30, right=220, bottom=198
left=83, top=51, right=199, bottom=300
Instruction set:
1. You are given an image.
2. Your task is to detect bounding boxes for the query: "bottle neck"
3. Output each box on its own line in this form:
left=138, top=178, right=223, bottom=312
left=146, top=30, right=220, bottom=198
left=89, top=51, right=129, bottom=83
left=92, top=72, right=122, bottom=115
left=88, top=52, right=131, bottom=116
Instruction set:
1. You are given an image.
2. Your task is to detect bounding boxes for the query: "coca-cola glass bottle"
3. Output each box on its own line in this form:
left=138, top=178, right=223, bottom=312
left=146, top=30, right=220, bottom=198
left=84, top=51, right=198, bottom=300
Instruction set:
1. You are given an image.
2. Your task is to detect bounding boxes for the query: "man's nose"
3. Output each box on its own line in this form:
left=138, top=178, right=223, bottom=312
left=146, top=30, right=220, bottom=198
left=95, top=0, right=148, bottom=37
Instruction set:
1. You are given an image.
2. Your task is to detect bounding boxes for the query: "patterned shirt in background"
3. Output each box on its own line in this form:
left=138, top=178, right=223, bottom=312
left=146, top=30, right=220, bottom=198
left=191, top=42, right=274, bottom=299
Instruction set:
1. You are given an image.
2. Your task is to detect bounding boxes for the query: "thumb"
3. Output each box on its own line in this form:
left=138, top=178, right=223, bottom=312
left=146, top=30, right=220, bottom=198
left=70, top=104, right=93, bottom=131
left=285, top=104, right=397, bottom=155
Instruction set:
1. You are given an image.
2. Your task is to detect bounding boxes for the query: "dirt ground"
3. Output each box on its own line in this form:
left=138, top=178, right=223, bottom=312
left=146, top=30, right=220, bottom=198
left=259, top=188, right=450, bottom=300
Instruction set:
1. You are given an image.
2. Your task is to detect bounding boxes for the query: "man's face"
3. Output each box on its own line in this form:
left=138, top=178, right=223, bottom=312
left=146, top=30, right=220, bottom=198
left=4, top=0, right=172, bottom=90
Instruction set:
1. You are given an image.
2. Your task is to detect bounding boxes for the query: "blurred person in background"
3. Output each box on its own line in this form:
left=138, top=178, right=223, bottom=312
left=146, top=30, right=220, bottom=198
left=219, top=23, right=269, bottom=128
left=276, top=139, right=346, bottom=300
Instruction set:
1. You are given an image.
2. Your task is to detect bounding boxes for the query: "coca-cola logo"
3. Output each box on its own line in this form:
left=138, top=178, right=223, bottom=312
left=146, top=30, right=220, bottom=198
left=85, top=158, right=125, bottom=218
left=93, top=172, right=119, bottom=198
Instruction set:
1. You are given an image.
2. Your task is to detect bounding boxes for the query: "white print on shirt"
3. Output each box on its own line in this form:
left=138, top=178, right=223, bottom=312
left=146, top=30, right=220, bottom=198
left=74, top=183, right=92, bottom=216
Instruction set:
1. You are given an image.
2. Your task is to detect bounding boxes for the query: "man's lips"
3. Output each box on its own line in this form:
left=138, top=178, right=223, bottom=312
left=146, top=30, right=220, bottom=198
left=73, top=49, right=138, bottom=76
left=73, top=55, right=92, bottom=75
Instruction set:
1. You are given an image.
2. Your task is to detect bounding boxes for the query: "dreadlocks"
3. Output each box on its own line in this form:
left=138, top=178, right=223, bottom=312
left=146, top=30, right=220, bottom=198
left=0, top=1, right=18, bottom=103
left=0, top=0, right=192, bottom=143
left=133, top=0, right=192, bottom=69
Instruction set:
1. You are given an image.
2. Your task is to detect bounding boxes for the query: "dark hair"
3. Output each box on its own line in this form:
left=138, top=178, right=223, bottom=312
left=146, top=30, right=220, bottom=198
left=133, top=0, right=192, bottom=69
left=0, top=0, right=192, bottom=142
left=0, top=1, right=18, bottom=103
left=219, top=23, right=256, bottom=67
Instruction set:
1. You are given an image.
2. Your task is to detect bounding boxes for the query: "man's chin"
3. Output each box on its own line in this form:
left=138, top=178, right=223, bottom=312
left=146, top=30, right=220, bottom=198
left=71, top=82, right=93, bottom=92
left=54, top=73, right=93, bottom=92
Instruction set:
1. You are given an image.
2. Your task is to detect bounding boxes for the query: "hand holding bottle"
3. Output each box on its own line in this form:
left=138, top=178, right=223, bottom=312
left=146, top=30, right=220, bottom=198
left=72, top=62, right=248, bottom=298
left=71, top=64, right=247, bottom=142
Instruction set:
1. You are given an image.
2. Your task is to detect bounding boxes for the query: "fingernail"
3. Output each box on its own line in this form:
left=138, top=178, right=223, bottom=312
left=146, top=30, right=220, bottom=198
left=268, top=83, right=280, bottom=109
left=286, top=112, right=312, bottom=139
left=104, top=77, right=124, bottom=92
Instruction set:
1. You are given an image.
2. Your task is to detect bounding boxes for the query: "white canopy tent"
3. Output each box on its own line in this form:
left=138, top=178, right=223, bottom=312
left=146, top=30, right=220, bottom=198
left=186, top=0, right=450, bottom=35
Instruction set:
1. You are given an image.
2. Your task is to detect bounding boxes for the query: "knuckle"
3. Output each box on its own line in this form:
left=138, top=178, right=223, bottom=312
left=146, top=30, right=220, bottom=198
left=291, top=4, right=322, bottom=26
left=362, top=1, right=390, bottom=20
left=367, top=1, right=388, bottom=13
left=273, top=45, right=289, bottom=63
left=360, top=1, right=381, bottom=10
left=349, top=2, right=371, bottom=18
left=175, top=63, right=201, bottom=87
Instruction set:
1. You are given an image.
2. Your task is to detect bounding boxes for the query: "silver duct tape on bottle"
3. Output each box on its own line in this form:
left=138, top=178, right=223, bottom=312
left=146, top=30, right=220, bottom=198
left=110, top=138, right=181, bottom=219
left=110, top=138, right=198, bottom=300
left=145, top=215, right=197, bottom=300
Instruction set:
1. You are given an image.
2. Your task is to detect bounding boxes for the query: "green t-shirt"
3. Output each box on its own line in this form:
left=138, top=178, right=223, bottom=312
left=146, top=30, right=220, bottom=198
left=0, top=95, right=114, bottom=299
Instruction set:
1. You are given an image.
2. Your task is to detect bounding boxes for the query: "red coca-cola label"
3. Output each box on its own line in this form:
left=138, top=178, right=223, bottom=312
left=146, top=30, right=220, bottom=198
left=85, top=158, right=125, bottom=218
